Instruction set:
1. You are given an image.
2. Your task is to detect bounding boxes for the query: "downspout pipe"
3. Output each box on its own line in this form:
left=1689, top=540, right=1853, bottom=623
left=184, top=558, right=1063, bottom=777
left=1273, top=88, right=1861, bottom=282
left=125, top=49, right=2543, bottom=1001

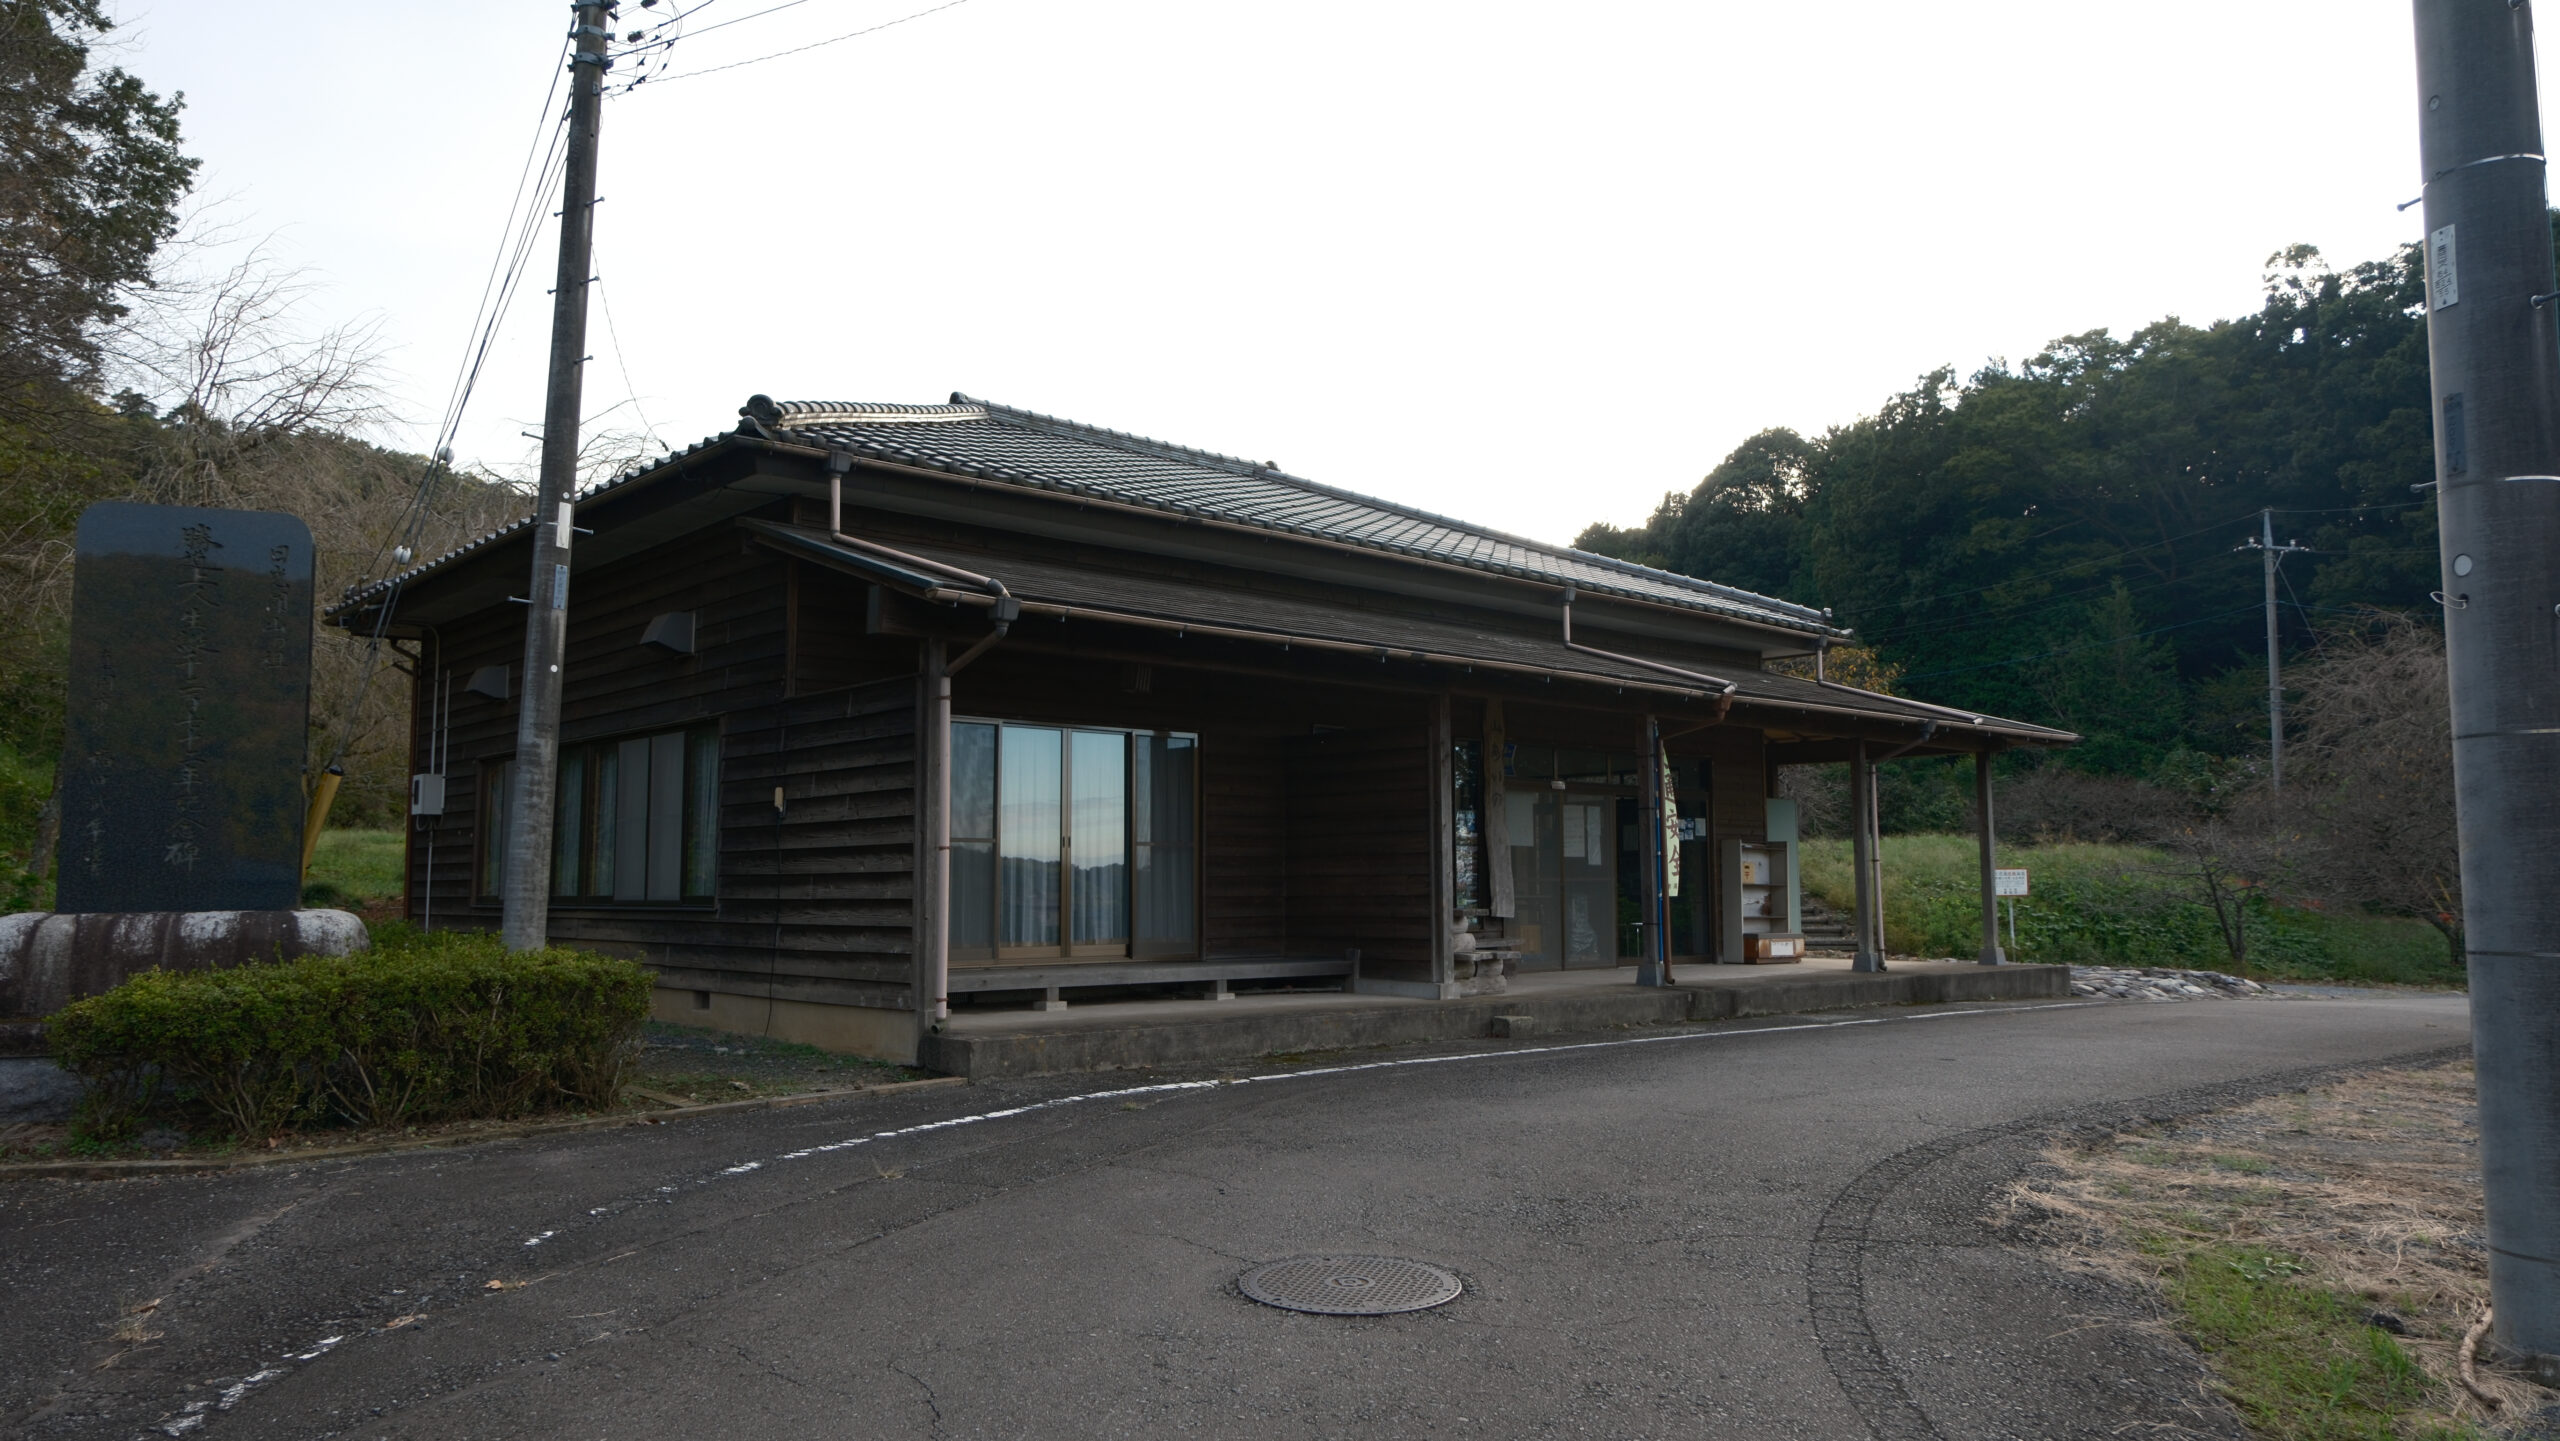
left=1561, top=584, right=1739, bottom=720
left=833, top=455, right=1018, bottom=1033
left=1874, top=720, right=1939, bottom=763
left=830, top=453, right=1013, bottom=598
left=925, top=608, right=1012, bottom=1028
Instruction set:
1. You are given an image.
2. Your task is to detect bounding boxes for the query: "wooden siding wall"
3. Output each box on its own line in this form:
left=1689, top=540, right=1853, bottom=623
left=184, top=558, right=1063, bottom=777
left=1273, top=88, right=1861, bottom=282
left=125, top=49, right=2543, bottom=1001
left=1283, top=725, right=1434, bottom=981
left=1707, top=727, right=1769, bottom=843
left=652, top=675, right=917, bottom=1010
left=400, top=508, right=1788, bottom=1010
left=940, top=644, right=1415, bottom=965
left=1202, top=733, right=1287, bottom=958
left=403, top=518, right=927, bottom=1012
left=791, top=562, right=886, bottom=696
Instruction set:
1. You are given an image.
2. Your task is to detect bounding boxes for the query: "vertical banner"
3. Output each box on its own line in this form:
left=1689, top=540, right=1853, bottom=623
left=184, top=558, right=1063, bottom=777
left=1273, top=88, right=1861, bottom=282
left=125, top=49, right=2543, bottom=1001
left=1659, top=744, right=1680, bottom=899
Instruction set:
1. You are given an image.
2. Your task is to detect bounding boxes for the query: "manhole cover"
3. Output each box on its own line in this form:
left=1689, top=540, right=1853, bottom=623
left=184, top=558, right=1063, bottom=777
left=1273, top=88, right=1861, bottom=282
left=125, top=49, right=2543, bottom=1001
left=1238, top=1256, right=1463, bottom=1315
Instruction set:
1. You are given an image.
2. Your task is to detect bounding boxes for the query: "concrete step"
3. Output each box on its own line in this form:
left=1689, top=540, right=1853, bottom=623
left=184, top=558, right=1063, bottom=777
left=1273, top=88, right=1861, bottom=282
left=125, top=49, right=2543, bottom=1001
left=919, top=962, right=2071, bottom=1080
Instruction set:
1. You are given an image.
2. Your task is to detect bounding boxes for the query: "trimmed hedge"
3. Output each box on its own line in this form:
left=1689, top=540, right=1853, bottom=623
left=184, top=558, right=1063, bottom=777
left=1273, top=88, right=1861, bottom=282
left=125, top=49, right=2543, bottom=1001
left=49, top=928, right=653, bottom=1139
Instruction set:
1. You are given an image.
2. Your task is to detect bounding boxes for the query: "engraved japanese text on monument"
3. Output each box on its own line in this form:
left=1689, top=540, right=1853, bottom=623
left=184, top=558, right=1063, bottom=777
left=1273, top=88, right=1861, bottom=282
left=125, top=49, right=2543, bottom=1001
left=56, top=503, right=314, bottom=913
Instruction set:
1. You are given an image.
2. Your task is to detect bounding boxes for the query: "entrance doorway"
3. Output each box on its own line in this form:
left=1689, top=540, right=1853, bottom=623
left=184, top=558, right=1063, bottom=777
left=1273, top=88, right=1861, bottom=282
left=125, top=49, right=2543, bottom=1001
left=1559, top=791, right=1616, bottom=968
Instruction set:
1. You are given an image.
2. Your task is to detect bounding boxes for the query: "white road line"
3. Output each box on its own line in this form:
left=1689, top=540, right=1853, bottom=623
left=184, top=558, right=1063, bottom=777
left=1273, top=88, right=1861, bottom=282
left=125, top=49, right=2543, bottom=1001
left=738, top=1002, right=2105, bottom=1178
left=159, top=990, right=2206, bottom=1433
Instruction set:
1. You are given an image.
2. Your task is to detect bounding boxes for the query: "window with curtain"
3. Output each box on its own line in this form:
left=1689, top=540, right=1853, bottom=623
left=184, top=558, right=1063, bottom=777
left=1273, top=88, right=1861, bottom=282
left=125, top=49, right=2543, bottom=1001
left=479, top=723, right=720, bottom=905
left=949, top=722, right=1197, bottom=962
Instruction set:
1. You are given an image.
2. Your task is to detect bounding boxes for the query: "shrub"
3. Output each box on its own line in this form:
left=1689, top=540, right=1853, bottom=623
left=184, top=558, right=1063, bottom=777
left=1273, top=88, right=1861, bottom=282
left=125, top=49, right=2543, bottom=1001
left=48, top=928, right=651, bottom=1140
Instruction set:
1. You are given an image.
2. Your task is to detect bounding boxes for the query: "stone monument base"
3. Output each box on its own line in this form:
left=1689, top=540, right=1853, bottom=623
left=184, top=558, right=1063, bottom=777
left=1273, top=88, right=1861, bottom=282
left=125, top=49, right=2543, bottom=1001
left=0, top=909, right=370, bottom=1124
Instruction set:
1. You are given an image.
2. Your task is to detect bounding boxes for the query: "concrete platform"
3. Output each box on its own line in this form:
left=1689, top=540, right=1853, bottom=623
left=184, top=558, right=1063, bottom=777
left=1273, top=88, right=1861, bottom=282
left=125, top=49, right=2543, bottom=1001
left=917, top=957, right=2071, bottom=1079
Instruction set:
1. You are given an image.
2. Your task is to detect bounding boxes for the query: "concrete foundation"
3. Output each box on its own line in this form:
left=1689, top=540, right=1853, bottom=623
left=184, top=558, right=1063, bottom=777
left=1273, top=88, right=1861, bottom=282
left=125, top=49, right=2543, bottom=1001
left=918, top=957, right=2070, bottom=1080
left=650, top=987, right=918, bottom=1065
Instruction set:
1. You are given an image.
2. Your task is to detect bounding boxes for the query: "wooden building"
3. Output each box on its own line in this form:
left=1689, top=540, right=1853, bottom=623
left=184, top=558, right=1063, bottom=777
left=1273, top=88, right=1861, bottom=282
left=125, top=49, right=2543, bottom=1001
left=333, top=396, right=2074, bottom=1064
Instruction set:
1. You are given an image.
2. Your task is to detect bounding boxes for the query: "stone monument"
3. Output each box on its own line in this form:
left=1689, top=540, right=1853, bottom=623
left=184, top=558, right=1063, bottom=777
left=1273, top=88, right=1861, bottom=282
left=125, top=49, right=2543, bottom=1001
left=54, top=502, right=315, bottom=913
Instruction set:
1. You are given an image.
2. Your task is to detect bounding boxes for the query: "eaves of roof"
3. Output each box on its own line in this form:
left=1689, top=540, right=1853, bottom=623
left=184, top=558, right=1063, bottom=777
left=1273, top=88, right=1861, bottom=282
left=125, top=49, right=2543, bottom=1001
left=332, top=394, right=1850, bottom=649
left=758, top=523, right=2075, bottom=746
left=328, top=427, right=740, bottom=620
left=760, top=395, right=1843, bottom=640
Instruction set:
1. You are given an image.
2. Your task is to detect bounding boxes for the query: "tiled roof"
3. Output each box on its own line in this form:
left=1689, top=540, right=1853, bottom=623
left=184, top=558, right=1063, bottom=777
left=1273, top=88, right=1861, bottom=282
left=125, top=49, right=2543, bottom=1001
left=764, top=395, right=1838, bottom=636
left=336, top=395, right=1840, bottom=639
left=865, top=532, right=2070, bottom=740
left=330, top=426, right=740, bottom=614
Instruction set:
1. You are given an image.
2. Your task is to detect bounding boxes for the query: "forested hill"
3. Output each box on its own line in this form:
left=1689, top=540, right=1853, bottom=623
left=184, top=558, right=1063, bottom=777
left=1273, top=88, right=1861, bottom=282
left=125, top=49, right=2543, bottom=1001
left=1577, top=240, right=2454, bottom=779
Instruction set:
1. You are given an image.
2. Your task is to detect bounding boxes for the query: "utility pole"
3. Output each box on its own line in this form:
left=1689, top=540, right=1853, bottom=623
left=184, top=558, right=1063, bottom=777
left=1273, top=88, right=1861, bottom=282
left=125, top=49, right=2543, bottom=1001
left=502, top=1, right=612, bottom=952
left=2238, top=509, right=2308, bottom=789
left=2414, top=0, right=2560, bottom=1382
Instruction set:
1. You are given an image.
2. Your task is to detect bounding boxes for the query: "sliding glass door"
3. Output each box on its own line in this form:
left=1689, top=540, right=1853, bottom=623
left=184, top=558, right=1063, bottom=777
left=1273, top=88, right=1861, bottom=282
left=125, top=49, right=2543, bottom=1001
left=950, top=722, right=1195, bottom=964
left=996, top=726, right=1063, bottom=949
left=1068, top=730, right=1128, bottom=950
left=1132, top=732, right=1197, bottom=958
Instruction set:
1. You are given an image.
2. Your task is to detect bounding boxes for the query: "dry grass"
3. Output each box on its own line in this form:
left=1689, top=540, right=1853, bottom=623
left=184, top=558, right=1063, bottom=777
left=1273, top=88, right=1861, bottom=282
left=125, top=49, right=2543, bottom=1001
left=109, top=1297, right=162, bottom=1346
left=2005, top=1062, right=2554, bottom=1436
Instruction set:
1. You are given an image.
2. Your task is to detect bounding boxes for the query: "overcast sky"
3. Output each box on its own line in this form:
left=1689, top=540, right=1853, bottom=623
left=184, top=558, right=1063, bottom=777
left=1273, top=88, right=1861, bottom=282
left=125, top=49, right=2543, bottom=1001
left=116, top=0, right=2482, bottom=546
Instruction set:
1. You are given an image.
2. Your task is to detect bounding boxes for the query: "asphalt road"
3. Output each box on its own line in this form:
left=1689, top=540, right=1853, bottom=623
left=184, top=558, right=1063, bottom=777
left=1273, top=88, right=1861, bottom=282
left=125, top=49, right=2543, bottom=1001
left=0, top=990, right=2470, bottom=1441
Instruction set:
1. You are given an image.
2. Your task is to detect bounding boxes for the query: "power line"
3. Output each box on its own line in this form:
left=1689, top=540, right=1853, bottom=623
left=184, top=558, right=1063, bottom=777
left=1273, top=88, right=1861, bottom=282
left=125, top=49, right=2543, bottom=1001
left=1851, top=545, right=2258, bottom=648
left=609, top=0, right=717, bottom=90
left=1871, top=506, right=2272, bottom=613
left=350, top=38, right=569, bottom=588
left=636, top=0, right=978, bottom=86
left=1895, top=603, right=2266, bottom=683
left=322, top=41, right=575, bottom=773
left=1841, top=496, right=2434, bottom=648
left=2277, top=499, right=2431, bottom=516
left=590, top=251, right=662, bottom=453
left=630, top=0, right=817, bottom=47
left=1867, top=495, right=2432, bottom=616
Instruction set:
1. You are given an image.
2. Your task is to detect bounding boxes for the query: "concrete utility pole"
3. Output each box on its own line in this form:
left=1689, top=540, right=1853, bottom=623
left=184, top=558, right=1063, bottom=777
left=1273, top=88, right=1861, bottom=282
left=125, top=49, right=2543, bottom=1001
left=2238, top=509, right=2308, bottom=789
left=2413, top=0, right=2560, bottom=1379
left=502, top=2, right=612, bottom=952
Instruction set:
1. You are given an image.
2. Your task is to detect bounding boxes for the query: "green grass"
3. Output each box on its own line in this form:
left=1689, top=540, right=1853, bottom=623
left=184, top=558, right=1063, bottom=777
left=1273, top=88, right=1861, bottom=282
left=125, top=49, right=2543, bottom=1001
left=1802, top=835, right=2461, bottom=986
left=0, top=741, right=53, bottom=913
left=2147, top=1239, right=2483, bottom=1441
left=303, top=827, right=405, bottom=909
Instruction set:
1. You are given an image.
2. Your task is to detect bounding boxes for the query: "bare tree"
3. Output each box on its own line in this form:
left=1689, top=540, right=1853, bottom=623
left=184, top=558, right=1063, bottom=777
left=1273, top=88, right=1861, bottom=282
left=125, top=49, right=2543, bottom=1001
left=110, top=237, right=390, bottom=507
left=2265, top=611, right=2462, bottom=966
left=2145, top=811, right=2274, bottom=977
left=1995, top=762, right=2182, bottom=845
left=97, top=236, right=522, bottom=828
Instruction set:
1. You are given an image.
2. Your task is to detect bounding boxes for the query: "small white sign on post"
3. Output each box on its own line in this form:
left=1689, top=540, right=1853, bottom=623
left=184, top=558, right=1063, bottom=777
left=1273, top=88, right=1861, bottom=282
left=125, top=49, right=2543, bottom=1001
left=1994, top=868, right=2031, bottom=898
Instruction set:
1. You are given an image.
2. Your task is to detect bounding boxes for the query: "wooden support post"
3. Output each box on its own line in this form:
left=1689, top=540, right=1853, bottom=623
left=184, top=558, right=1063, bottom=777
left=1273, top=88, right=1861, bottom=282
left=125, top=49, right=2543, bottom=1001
left=1430, top=694, right=1456, bottom=997
left=1975, top=751, right=2005, bottom=965
left=1485, top=699, right=1515, bottom=920
left=1850, top=740, right=1885, bottom=973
